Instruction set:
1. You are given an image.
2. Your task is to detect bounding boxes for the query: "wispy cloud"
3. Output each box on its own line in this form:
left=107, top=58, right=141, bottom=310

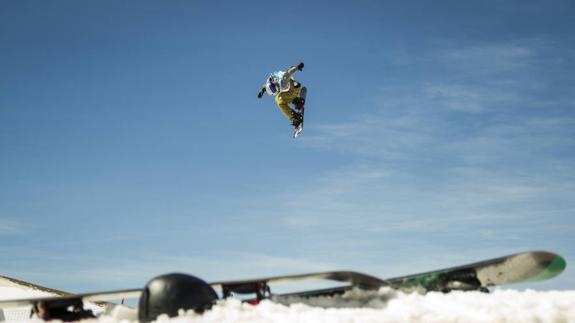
left=307, top=39, right=575, bottom=162
left=0, top=219, right=23, bottom=235
left=438, top=43, right=536, bottom=74
left=277, top=162, right=574, bottom=231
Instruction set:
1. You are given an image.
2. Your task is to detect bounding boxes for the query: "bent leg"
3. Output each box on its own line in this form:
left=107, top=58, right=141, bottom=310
left=275, top=87, right=302, bottom=124
left=276, top=102, right=298, bottom=121
left=293, top=87, right=306, bottom=111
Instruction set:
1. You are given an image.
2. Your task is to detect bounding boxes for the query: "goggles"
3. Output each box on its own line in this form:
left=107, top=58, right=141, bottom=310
left=266, top=82, right=279, bottom=96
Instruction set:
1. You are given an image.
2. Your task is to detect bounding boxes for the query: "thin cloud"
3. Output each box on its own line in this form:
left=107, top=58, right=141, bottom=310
left=439, top=43, right=535, bottom=74
left=307, top=39, right=575, bottom=165
left=0, top=219, right=23, bottom=235
left=276, top=163, right=569, bottom=234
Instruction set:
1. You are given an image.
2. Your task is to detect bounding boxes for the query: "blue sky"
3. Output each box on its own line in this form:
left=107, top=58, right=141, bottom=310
left=1, top=0, right=574, bottom=293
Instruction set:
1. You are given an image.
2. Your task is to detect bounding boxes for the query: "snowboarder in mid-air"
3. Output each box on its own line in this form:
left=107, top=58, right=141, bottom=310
left=257, top=62, right=307, bottom=138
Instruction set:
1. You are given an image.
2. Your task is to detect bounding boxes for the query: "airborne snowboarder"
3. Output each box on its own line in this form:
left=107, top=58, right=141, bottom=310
left=257, top=62, right=307, bottom=137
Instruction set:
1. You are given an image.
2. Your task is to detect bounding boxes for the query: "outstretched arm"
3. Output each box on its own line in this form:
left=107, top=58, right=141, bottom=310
left=286, top=62, right=304, bottom=77
left=257, top=86, right=266, bottom=98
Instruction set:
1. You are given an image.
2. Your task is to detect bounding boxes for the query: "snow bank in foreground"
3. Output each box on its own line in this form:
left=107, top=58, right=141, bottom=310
left=2, top=287, right=574, bottom=322
left=95, top=288, right=575, bottom=323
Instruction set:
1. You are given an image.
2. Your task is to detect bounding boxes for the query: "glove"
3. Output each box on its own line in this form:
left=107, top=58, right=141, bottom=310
left=297, top=62, right=304, bottom=71
left=257, top=89, right=264, bottom=98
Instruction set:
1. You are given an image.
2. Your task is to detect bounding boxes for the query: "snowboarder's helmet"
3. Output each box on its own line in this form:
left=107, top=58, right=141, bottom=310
left=265, top=75, right=280, bottom=96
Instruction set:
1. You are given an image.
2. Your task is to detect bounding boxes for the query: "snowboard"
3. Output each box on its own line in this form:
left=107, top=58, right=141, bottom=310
left=384, top=250, right=566, bottom=293
left=212, top=251, right=565, bottom=300
left=293, top=87, right=307, bottom=139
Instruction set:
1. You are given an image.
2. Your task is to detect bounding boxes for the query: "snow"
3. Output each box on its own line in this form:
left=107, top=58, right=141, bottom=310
left=2, top=285, right=575, bottom=323
left=0, top=278, right=58, bottom=321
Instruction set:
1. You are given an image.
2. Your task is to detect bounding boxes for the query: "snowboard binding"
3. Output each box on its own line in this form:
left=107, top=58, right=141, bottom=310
left=293, top=97, right=305, bottom=112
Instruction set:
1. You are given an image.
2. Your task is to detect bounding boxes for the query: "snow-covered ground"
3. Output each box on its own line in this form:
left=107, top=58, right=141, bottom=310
left=2, top=283, right=575, bottom=323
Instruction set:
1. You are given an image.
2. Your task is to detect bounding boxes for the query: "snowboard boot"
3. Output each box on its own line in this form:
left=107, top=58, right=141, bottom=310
left=291, top=111, right=303, bottom=128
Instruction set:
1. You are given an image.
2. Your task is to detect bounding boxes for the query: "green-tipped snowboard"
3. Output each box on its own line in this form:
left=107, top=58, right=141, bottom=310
left=385, top=250, right=566, bottom=293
